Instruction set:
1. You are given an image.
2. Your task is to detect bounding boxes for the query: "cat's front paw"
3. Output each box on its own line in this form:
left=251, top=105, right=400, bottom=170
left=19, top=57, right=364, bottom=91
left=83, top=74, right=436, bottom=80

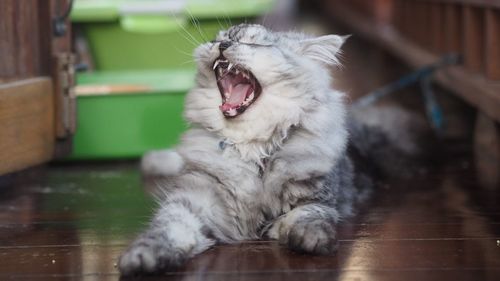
left=141, top=149, right=184, bottom=177
left=285, top=219, right=338, bottom=255
left=118, top=238, right=187, bottom=276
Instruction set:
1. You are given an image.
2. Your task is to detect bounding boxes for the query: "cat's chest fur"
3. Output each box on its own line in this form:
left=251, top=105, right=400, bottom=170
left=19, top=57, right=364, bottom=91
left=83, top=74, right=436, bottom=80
left=222, top=131, right=336, bottom=216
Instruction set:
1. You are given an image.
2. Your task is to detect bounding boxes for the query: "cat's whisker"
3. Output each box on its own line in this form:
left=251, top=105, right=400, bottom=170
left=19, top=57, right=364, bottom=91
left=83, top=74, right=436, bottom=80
left=151, top=192, right=161, bottom=203
left=186, top=8, right=209, bottom=43
left=215, top=16, right=225, bottom=30
left=167, top=11, right=202, bottom=47
left=220, top=6, right=232, bottom=27
left=180, top=59, right=196, bottom=66
left=261, top=11, right=270, bottom=28
left=170, top=45, right=199, bottom=66
left=171, top=22, right=201, bottom=48
left=172, top=45, right=195, bottom=58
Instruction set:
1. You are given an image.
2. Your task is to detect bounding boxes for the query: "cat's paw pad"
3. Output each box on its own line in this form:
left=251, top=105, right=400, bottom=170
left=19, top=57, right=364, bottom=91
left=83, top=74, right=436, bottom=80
left=118, top=243, right=159, bottom=275
left=118, top=240, right=186, bottom=276
left=286, top=219, right=338, bottom=255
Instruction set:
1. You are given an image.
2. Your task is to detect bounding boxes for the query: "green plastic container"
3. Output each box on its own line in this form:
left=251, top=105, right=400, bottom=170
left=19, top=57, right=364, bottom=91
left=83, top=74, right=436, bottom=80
left=71, top=69, right=195, bottom=159
left=71, top=0, right=274, bottom=70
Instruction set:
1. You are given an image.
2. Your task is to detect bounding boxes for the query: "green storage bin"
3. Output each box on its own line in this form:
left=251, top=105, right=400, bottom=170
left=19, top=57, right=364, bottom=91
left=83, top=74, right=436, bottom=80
left=71, top=0, right=274, bottom=70
left=71, top=69, right=195, bottom=159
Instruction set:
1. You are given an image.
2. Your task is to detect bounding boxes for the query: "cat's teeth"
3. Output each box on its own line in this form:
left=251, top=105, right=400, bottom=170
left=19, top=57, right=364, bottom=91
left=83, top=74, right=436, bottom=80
left=242, top=92, right=255, bottom=106
left=235, top=69, right=240, bottom=75
left=213, top=60, right=220, bottom=70
left=227, top=108, right=237, bottom=116
left=228, top=63, right=234, bottom=72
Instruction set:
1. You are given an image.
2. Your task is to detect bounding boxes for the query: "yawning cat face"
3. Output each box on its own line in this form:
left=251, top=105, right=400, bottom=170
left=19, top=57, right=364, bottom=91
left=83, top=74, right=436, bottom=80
left=185, top=24, right=346, bottom=146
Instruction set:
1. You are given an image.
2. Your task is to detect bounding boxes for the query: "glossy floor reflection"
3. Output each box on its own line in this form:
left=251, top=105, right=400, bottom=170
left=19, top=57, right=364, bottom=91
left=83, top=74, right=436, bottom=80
left=0, top=143, right=499, bottom=281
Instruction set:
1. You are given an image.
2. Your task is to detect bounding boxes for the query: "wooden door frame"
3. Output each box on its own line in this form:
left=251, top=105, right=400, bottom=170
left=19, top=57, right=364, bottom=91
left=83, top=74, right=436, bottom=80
left=0, top=0, right=75, bottom=175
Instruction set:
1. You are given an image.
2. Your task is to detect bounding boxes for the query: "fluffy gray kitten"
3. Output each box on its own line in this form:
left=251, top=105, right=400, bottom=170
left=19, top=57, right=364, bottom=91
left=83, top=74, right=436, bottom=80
left=118, top=24, right=411, bottom=275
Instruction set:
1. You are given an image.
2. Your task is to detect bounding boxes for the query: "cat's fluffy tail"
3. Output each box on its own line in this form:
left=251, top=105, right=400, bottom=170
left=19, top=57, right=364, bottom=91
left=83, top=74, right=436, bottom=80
left=348, top=105, right=432, bottom=177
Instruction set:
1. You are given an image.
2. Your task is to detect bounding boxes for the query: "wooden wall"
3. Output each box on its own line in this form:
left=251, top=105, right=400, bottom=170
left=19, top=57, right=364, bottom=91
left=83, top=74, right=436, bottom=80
left=322, top=0, right=500, bottom=122
left=318, top=0, right=499, bottom=189
left=1, top=1, right=50, bottom=80
left=392, top=0, right=500, bottom=80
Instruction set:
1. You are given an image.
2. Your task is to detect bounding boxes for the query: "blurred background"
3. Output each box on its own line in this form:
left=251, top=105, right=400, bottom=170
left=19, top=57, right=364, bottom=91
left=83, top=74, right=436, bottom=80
left=0, top=0, right=498, bottom=186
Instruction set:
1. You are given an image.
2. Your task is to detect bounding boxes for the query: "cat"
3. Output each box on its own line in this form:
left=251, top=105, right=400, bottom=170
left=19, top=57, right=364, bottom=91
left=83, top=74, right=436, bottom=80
left=118, top=23, right=417, bottom=275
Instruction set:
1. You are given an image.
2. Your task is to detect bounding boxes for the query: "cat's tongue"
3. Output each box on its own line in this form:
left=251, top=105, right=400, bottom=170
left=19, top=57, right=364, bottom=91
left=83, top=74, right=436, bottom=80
left=220, top=83, right=251, bottom=111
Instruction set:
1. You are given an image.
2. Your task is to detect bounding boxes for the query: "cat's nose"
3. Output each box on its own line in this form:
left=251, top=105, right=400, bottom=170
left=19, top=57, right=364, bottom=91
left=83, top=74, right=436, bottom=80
left=219, top=40, right=232, bottom=53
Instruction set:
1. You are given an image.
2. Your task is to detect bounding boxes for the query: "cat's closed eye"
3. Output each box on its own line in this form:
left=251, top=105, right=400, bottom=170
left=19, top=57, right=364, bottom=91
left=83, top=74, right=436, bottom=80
left=237, top=42, right=274, bottom=47
left=210, top=39, right=272, bottom=47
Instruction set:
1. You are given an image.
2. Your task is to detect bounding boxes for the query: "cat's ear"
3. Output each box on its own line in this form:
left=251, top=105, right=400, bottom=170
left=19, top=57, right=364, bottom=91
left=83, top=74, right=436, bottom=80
left=300, top=34, right=349, bottom=65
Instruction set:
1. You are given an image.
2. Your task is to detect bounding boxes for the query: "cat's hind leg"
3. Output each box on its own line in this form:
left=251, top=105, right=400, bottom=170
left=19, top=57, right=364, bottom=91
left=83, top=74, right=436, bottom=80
left=266, top=204, right=340, bottom=255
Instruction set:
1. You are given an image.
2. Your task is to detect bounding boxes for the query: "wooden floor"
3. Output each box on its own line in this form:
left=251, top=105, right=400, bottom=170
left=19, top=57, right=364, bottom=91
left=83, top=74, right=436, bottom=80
left=0, top=142, right=499, bottom=281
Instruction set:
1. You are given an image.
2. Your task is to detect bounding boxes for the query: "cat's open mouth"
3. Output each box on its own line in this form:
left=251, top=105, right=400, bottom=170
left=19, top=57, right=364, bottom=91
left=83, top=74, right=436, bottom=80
left=213, top=56, right=262, bottom=118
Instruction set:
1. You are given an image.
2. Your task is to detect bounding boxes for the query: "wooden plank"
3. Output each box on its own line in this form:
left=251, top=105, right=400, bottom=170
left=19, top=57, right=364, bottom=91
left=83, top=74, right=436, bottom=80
left=0, top=78, right=54, bottom=175
left=407, top=0, right=418, bottom=41
left=485, top=9, right=500, bottom=80
left=463, top=6, right=484, bottom=72
left=324, top=2, right=500, bottom=123
left=0, top=0, right=43, bottom=79
left=37, top=1, right=52, bottom=76
left=391, top=0, right=403, bottom=32
left=420, top=1, right=433, bottom=49
left=444, top=3, right=462, bottom=53
left=16, top=0, right=39, bottom=78
left=415, top=0, right=500, bottom=9
left=394, top=0, right=408, bottom=38
left=414, top=1, right=428, bottom=46
left=0, top=0, right=17, bottom=77
left=474, top=112, right=500, bottom=190
left=373, top=0, right=394, bottom=25
left=430, top=3, right=445, bottom=53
